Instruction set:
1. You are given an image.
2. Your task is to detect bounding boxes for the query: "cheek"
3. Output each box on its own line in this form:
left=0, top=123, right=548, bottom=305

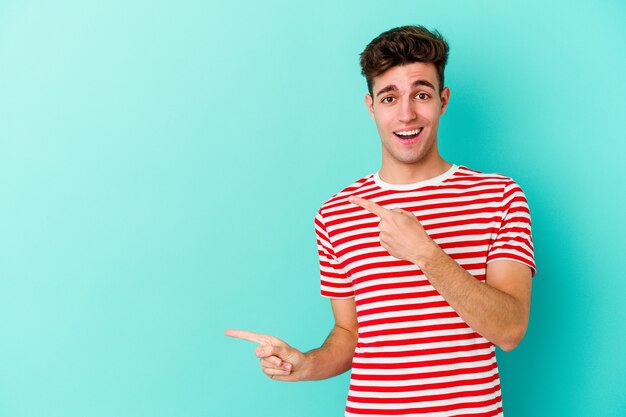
left=375, top=118, right=392, bottom=135
left=426, top=107, right=443, bottom=122
left=373, top=109, right=393, bottom=125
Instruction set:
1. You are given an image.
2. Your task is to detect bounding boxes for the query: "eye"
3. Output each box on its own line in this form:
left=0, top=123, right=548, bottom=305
left=381, top=96, right=395, bottom=104
left=416, top=92, right=430, bottom=100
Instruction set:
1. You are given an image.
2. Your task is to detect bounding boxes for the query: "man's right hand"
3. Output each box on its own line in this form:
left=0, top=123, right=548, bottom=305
left=225, top=329, right=307, bottom=381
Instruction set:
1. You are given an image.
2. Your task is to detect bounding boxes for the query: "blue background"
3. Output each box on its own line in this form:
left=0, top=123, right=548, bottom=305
left=1, top=1, right=625, bottom=416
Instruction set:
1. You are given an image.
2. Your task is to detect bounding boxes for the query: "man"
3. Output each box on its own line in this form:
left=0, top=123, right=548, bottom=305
left=227, top=25, right=535, bottom=416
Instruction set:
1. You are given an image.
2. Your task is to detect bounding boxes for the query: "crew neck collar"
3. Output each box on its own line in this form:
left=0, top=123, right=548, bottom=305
left=373, top=164, right=459, bottom=191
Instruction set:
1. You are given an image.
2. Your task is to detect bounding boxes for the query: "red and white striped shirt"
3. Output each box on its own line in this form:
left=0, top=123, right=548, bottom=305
left=315, top=165, right=535, bottom=417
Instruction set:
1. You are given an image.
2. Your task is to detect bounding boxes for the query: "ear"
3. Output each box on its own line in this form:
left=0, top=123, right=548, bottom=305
left=365, top=93, right=375, bottom=121
left=439, top=87, right=451, bottom=115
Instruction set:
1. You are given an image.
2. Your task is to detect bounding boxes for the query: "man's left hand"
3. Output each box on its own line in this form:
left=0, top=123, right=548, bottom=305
left=349, top=195, right=439, bottom=266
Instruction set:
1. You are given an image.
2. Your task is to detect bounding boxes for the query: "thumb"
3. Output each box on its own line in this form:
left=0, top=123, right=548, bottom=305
left=255, top=343, right=287, bottom=359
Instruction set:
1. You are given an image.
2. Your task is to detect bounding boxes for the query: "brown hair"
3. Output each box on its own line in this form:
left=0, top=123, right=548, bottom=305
left=359, top=25, right=449, bottom=96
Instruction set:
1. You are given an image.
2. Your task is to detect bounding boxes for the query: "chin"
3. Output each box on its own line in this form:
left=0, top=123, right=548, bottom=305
left=400, top=156, right=428, bottom=165
left=392, top=150, right=428, bottom=164
left=382, top=139, right=436, bottom=166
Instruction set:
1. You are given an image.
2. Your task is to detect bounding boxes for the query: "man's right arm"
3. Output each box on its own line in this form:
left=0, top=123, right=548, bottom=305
left=226, top=297, right=358, bottom=382
left=299, top=297, right=358, bottom=380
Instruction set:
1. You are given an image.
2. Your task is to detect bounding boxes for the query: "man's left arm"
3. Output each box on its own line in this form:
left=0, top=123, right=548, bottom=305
left=418, top=252, right=532, bottom=351
left=349, top=195, right=533, bottom=351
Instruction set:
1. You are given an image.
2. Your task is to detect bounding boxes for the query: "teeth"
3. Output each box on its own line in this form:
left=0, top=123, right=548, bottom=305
left=395, top=128, right=422, bottom=136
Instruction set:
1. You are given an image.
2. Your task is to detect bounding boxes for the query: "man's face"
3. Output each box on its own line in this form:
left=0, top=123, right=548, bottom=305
left=365, top=62, right=450, bottom=168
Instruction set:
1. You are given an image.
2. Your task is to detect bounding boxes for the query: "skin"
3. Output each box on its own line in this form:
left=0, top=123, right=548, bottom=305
left=226, top=61, right=533, bottom=381
left=364, top=62, right=451, bottom=185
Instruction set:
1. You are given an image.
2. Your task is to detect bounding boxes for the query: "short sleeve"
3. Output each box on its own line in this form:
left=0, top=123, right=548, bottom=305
left=315, top=210, right=354, bottom=298
left=487, top=181, right=537, bottom=275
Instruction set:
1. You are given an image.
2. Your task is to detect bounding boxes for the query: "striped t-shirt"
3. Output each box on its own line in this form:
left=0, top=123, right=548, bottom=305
left=314, top=165, right=535, bottom=417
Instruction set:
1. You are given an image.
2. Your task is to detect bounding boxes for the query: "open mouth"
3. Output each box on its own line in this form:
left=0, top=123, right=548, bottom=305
left=393, top=127, right=423, bottom=143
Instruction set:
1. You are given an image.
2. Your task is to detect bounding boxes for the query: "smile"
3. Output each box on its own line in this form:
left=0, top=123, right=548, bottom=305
left=393, top=127, right=423, bottom=143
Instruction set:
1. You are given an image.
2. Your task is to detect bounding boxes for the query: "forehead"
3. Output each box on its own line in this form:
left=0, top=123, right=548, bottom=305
left=372, top=62, right=439, bottom=94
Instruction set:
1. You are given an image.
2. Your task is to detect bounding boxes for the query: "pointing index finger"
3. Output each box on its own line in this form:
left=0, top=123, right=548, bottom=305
left=225, top=329, right=266, bottom=344
left=349, top=195, right=388, bottom=218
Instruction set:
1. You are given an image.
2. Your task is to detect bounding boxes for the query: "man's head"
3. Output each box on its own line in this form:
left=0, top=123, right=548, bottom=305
left=360, top=25, right=449, bottom=96
left=360, top=26, right=452, bottom=172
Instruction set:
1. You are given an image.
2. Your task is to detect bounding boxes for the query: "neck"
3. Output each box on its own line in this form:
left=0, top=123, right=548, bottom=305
left=378, top=157, right=452, bottom=185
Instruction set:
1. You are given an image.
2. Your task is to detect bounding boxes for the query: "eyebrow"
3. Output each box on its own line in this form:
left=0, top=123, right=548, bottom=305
left=375, top=79, right=437, bottom=97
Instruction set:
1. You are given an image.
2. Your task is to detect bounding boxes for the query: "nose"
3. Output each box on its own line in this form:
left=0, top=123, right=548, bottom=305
left=398, top=98, right=417, bottom=123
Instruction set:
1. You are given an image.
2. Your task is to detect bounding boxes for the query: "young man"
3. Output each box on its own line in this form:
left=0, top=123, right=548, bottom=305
left=227, top=25, right=535, bottom=416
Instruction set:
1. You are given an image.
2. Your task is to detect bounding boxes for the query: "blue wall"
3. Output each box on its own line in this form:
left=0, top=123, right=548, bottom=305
left=1, top=1, right=624, bottom=416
